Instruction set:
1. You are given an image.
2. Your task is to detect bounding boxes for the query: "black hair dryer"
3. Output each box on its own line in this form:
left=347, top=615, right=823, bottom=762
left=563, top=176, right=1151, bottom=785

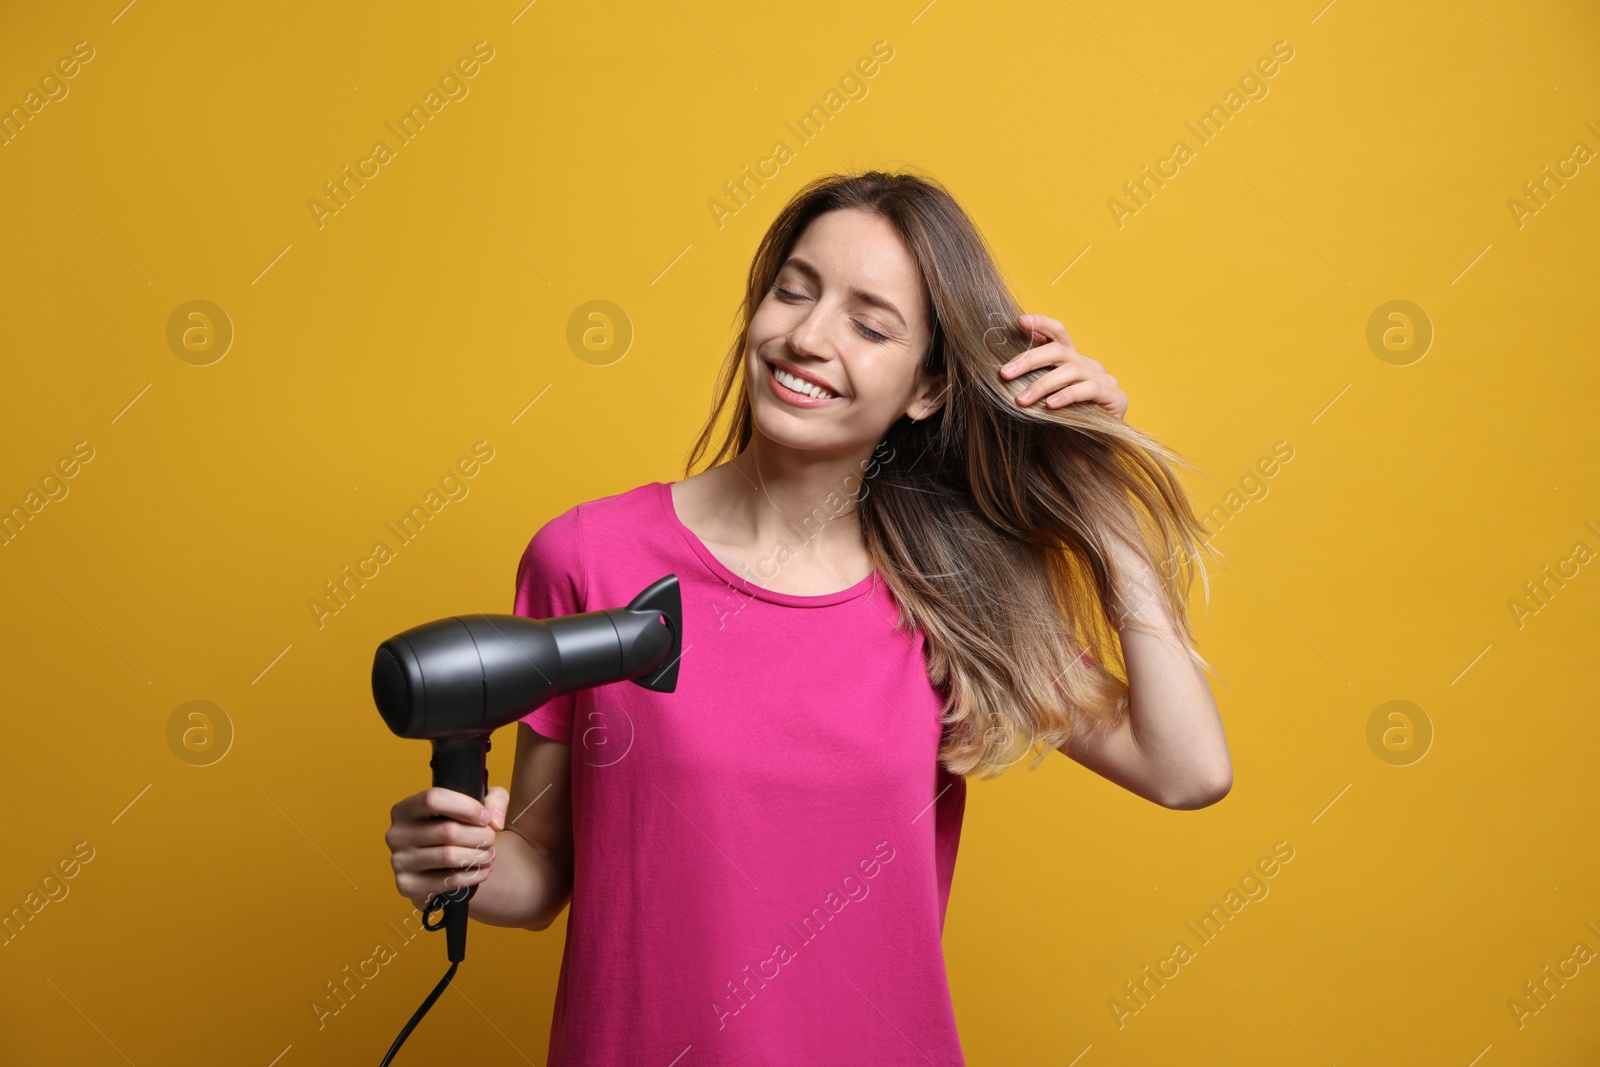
left=368, top=574, right=681, bottom=1065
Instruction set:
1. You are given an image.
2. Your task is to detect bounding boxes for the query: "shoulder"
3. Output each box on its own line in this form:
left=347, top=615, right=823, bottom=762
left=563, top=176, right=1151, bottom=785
left=519, top=480, right=659, bottom=567
left=533, top=479, right=657, bottom=529
left=568, top=479, right=662, bottom=529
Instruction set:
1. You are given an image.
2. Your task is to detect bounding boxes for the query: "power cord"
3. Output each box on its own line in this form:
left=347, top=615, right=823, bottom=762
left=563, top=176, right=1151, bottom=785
left=378, top=884, right=474, bottom=1066
left=378, top=961, right=458, bottom=1067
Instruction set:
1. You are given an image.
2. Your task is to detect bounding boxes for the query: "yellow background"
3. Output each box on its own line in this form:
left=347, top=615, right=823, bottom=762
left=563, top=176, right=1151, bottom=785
left=2, top=0, right=1597, bottom=1063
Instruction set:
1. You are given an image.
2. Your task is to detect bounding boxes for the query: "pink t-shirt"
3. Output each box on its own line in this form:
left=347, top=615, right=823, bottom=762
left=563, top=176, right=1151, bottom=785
left=511, top=480, right=967, bottom=1066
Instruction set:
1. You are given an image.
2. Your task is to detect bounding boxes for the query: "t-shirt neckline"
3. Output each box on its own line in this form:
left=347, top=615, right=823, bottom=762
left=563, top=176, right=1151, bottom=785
left=654, top=480, right=879, bottom=608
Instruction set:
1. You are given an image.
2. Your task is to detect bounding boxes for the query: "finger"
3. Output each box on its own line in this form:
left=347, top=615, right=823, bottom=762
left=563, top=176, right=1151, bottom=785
left=1042, top=380, right=1105, bottom=409
left=999, top=339, right=1071, bottom=379
left=394, top=814, right=498, bottom=851
left=483, top=786, right=509, bottom=829
left=394, top=787, right=479, bottom=824
left=1016, top=364, right=1091, bottom=404
left=435, top=864, right=493, bottom=893
left=399, top=863, right=493, bottom=903
left=1019, top=313, right=1073, bottom=350
left=393, top=843, right=497, bottom=875
left=403, top=787, right=495, bottom=827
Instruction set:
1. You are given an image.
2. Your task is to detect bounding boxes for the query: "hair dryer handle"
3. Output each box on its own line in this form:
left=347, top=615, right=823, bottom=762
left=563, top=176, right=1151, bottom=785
left=428, top=735, right=490, bottom=963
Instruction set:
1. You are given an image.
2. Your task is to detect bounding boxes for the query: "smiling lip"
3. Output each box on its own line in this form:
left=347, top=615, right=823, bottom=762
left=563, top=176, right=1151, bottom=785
left=766, top=358, right=843, bottom=399
left=764, top=359, right=844, bottom=408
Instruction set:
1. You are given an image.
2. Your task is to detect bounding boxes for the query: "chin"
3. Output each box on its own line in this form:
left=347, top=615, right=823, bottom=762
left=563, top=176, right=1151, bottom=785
left=749, top=405, right=824, bottom=450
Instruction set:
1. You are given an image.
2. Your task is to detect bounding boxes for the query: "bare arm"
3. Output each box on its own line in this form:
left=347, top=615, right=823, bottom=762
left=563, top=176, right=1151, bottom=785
left=1059, top=538, right=1232, bottom=809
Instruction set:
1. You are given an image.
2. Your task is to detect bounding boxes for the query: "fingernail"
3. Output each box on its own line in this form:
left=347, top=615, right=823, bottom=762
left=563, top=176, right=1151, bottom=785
left=480, top=808, right=492, bottom=824
left=1001, top=362, right=1017, bottom=375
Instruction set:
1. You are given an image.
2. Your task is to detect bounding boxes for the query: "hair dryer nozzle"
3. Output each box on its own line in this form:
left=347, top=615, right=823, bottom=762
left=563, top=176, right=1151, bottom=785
left=618, top=574, right=682, bottom=692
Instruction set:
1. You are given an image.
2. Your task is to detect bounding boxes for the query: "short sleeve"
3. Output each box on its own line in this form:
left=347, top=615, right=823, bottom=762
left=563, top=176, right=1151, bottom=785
left=512, top=506, right=588, bottom=743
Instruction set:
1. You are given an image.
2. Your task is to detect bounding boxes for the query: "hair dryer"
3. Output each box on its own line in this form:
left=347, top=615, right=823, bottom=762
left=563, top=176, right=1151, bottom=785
left=368, top=573, right=681, bottom=1064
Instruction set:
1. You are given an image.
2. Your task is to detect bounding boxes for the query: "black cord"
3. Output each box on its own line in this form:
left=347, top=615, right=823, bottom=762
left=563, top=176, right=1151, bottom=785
left=378, top=959, right=459, bottom=1066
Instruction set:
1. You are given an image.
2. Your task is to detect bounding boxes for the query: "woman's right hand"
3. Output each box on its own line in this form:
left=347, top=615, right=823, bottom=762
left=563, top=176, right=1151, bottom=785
left=386, top=785, right=509, bottom=910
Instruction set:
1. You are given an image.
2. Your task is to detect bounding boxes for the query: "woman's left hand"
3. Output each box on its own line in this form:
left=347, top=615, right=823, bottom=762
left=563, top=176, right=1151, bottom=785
left=999, top=313, right=1128, bottom=420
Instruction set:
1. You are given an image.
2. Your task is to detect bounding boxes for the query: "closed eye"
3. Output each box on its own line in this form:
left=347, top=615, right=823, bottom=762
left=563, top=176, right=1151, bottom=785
left=773, top=286, right=890, bottom=343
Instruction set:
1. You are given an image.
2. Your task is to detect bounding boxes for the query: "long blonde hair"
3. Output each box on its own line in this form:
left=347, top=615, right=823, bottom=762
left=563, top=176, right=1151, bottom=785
left=686, top=169, right=1216, bottom=778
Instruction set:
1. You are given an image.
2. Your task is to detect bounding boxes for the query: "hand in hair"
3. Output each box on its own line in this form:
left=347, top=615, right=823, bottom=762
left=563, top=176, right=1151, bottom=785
left=999, top=313, right=1128, bottom=419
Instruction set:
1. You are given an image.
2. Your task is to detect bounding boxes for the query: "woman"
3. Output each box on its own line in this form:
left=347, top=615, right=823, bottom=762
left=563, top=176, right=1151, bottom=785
left=385, top=169, right=1231, bottom=1064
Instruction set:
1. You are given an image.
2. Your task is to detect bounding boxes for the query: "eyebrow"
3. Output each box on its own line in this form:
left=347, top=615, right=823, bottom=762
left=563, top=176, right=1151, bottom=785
left=780, top=255, right=906, bottom=328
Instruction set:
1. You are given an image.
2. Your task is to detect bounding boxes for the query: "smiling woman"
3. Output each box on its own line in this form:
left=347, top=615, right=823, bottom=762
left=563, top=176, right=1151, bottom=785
left=387, top=167, right=1229, bottom=1067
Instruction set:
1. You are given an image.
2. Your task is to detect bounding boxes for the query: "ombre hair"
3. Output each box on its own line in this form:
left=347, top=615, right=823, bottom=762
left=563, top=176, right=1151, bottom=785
left=685, top=169, right=1215, bottom=779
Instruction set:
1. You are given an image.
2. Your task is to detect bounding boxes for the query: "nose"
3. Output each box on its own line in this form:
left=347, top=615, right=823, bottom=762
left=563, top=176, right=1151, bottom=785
left=785, top=300, right=835, bottom=361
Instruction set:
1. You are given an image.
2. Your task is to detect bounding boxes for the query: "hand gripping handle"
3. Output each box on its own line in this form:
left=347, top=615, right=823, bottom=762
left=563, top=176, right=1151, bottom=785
left=422, top=734, right=490, bottom=962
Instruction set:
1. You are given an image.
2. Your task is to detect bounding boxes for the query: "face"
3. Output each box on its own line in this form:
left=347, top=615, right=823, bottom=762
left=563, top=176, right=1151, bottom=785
left=745, top=208, right=943, bottom=457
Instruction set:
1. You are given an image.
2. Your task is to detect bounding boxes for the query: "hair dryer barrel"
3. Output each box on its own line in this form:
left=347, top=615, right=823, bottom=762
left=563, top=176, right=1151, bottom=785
left=371, top=574, right=681, bottom=739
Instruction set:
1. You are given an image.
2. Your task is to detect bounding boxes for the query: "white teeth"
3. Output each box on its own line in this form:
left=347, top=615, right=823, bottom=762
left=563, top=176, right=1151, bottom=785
left=772, top=364, right=836, bottom=399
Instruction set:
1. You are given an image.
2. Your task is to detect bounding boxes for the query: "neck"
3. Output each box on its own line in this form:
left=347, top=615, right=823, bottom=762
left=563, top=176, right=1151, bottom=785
left=717, top=435, right=879, bottom=554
